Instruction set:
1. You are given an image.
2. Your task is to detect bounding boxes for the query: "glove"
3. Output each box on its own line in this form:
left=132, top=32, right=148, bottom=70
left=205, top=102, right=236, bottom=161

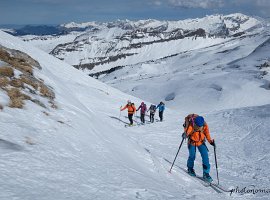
left=210, top=139, right=215, bottom=147
left=182, top=132, right=187, bottom=139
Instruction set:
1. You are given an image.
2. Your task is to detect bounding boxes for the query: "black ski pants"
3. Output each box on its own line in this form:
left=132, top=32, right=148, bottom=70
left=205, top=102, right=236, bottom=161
left=159, top=111, right=163, bottom=121
left=140, top=113, right=145, bottom=123
left=150, top=113, right=154, bottom=123
left=128, top=114, right=133, bottom=125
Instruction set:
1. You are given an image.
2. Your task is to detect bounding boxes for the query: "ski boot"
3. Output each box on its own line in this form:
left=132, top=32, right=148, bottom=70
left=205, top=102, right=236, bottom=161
left=203, top=172, right=213, bottom=183
left=187, top=168, right=196, bottom=176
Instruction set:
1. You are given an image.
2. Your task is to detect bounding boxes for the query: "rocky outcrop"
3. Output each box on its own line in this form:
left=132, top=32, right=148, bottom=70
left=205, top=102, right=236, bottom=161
left=0, top=46, right=56, bottom=109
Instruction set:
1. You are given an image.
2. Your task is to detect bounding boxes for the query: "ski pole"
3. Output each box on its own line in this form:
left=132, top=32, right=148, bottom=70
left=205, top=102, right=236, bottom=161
left=213, top=140, right=220, bottom=185
left=119, top=106, right=122, bottom=122
left=169, top=136, right=185, bottom=173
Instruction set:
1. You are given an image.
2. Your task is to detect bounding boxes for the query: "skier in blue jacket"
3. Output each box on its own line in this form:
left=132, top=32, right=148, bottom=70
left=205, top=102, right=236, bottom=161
left=156, top=102, right=165, bottom=121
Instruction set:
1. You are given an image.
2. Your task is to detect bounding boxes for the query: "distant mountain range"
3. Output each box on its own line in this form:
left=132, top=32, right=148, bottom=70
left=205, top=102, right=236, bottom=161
left=17, top=13, right=266, bottom=74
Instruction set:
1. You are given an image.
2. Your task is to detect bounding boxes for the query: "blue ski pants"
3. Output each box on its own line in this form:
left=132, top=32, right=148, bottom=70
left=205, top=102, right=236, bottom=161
left=187, top=143, right=210, bottom=174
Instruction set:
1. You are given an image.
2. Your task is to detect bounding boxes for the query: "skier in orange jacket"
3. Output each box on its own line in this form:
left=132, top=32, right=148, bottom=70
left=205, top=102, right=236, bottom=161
left=120, top=100, right=136, bottom=125
left=183, top=114, right=215, bottom=182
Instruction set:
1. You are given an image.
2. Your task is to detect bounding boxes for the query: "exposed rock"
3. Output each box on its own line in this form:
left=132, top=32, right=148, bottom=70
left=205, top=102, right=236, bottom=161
left=165, top=93, right=176, bottom=101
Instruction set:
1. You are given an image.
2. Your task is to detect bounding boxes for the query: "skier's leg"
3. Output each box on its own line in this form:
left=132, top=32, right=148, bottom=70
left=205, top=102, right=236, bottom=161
left=131, top=114, right=133, bottom=125
left=128, top=114, right=133, bottom=125
left=159, top=111, right=162, bottom=121
left=187, top=144, right=196, bottom=170
left=198, top=143, right=210, bottom=174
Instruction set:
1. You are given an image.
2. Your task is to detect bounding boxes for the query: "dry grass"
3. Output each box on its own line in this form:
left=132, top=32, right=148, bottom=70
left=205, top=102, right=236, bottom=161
left=0, top=47, right=56, bottom=110
left=0, top=66, right=14, bottom=77
left=11, top=49, right=41, bottom=69
left=10, top=79, right=23, bottom=88
left=0, top=48, right=10, bottom=62
left=40, top=84, right=55, bottom=99
left=9, top=97, right=24, bottom=108
left=0, top=77, right=9, bottom=87
left=13, top=63, right=33, bottom=75
left=7, top=88, right=31, bottom=108
left=20, top=76, right=38, bottom=90
left=0, top=48, right=34, bottom=75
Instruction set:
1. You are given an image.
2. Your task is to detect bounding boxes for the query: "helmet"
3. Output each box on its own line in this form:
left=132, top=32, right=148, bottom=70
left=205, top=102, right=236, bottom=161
left=195, top=116, right=204, bottom=127
left=141, top=102, right=144, bottom=105
left=127, top=100, right=131, bottom=104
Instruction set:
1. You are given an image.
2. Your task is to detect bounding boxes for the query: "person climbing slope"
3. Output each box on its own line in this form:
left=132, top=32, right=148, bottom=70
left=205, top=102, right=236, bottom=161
left=120, top=100, right=136, bottom=126
left=156, top=101, right=165, bottom=121
left=147, top=104, right=156, bottom=123
left=137, top=102, right=147, bottom=124
left=182, top=114, right=215, bottom=182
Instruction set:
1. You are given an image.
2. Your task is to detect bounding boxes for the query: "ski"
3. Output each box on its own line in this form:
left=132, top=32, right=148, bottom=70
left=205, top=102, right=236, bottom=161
left=124, top=124, right=136, bottom=128
left=164, top=158, right=228, bottom=194
left=210, top=182, right=231, bottom=193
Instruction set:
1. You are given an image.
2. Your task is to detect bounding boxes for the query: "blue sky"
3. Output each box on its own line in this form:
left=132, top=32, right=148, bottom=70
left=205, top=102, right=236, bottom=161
left=1, top=0, right=270, bottom=25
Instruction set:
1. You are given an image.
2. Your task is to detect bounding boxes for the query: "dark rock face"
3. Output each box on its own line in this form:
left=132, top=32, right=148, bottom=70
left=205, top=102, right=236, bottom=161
left=50, top=26, right=209, bottom=72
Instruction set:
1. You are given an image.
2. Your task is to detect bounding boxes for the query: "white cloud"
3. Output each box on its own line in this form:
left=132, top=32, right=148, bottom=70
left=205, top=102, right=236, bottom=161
left=232, top=0, right=270, bottom=7
left=255, top=0, right=270, bottom=7
left=152, top=0, right=163, bottom=6
left=168, top=0, right=225, bottom=9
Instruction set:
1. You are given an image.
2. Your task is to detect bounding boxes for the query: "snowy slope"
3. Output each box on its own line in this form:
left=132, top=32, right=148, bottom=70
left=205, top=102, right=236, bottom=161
left=0, top=30, right=235, bottom=200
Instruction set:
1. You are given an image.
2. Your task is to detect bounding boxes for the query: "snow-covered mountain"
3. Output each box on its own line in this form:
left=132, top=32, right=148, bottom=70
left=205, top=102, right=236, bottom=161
left=22, top=13, right=265, bottom=74
left=22, top=13, right=270, bottom=112
left=1, top=13, right=270, bottom=199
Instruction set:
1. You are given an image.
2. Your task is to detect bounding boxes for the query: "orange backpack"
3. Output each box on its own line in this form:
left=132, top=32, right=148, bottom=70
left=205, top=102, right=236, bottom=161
left=183, top=114, right=199, bottom=131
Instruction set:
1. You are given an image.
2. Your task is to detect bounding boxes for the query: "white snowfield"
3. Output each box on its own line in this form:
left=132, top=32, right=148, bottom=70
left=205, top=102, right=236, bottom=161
left=1, top=17, right=270, bottom=200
